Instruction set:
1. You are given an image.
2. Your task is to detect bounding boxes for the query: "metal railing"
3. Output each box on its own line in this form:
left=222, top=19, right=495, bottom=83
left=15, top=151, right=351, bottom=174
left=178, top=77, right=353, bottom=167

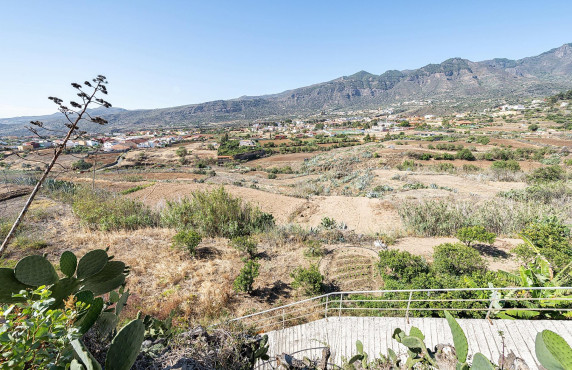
left=226, top=287, right=572, bottom=333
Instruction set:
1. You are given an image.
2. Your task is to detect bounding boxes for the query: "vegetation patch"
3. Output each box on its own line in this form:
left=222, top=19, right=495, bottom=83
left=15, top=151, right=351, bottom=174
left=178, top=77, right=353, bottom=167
left=161, top=187, right=274, bottom=238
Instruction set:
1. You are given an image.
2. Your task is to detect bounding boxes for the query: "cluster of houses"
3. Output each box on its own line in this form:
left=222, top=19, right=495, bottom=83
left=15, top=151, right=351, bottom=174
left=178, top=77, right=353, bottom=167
left=6, top=134, right=185, bottom=153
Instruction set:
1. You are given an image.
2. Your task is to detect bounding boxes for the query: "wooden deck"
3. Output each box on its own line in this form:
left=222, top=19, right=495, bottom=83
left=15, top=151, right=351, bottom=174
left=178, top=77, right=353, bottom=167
left=262, top=316, right=572, bottom=368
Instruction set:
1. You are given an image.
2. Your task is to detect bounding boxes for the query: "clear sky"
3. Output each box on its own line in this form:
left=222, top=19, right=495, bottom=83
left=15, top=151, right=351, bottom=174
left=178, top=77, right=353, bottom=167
left=1, top=0, right=571, bottom=118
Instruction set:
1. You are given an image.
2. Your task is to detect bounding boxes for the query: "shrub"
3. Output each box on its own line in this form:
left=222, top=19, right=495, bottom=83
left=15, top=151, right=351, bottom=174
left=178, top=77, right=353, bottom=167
left=378, top=250, right=429, bottom=282
left=320, top=217, right=337, bottom=230
left=491, top=160, right=521, bottom=172
left=396, top=160, right=418, bottom=171
left=0, top=287, right=81, bottom=368
left=433, top=243, right=486, bottom=276
left=175, top=146, right=188, bottom=157
left=290, top=265, right=323, bottom=296
left=456, top=226, right=496, bottom=246
left=71, top=159, right=92, bottom=171
left=303, top=240, right=324, bottom=258
left=173, top=229, right=202, bottom=256
left=231, top=236, right=258, bottom=259
left=267, top=173, right=277, bottom=179
left=455, top=148, right=475, bottom=161
left=398, top=198, right=555, bottom=236
left=527, top=165, right=566, bottom=183
left=161, top=187, right=274, bottom=238
left=462, top=164, right=480, bottom=172
left=434, top=163, right=456, bottom=172
left=233, top=259, right=260, bottom=293
left=72, top=188, right=158, bottom=231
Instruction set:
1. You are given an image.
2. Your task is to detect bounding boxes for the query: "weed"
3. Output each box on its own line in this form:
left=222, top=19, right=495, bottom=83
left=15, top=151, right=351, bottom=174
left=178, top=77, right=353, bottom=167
left=72, top=187, right=158, bottom=231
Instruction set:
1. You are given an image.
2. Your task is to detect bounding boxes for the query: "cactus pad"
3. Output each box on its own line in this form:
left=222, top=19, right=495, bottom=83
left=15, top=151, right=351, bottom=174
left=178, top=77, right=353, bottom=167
left=536, top=330, right=572, bottom=370
left=95, top=311, right=119, bottom=339
left=471, top=353, right=495, bottom=369
left=78, top=297, right=104, bottom=334
left=445, top=311, right=468, bottom=363
left=82, top=261, right=126, bottom=296
left=49, top=277, right=80, bottom=308
left=14, top=255, right=58, bottom=286
left=409, top=326, right=425, bottom=340
left=76, top=249, right=108, bottom=279
left=71, top=338, right=103, bottom=370
left=105, top=319, right=145, bottom=370
left=75, top=290, right=95, bottom=304
left=115, top=290, right=130, bottom=316
left=60, top=251, right=77, bottom=277
left=0, top=268, right=29, bottom=303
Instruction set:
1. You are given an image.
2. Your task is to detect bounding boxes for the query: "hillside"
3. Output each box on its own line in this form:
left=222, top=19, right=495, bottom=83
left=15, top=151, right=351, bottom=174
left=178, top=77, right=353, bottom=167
left=1, top=43, right=572, bottom=135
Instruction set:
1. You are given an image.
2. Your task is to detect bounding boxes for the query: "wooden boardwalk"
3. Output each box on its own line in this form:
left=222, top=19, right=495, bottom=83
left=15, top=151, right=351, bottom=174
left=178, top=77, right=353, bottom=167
left=262, top=317, right=572, bottom=369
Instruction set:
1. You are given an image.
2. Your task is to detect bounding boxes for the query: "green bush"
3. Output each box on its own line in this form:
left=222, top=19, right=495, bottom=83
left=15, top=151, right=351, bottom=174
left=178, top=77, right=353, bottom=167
left=267, top=173, right=277, bottom=179
left=161, top=187, right=274, bottom=238
left=378, top=250, right=429, bottom=282
left=320, top=217, right=337, bottom=230
left=433, top=243, right=487, bottom=276
left=233, top=259, right=260, bottom=293
left=456, top=226, right=496, bottom=246
left=231, top=236, right=258, bottom=259
left=0, top=287, right=81, bottom=368
left=518, top=217, right=571, bottom=271
left=455, top=149, right=475, bottom=161
left=527, top=165, right=566, bottom=183
left=72, top=188, right=158, bottom=231
left=71, top=159, right=93, bottom=171
left=396, top=160, right=418, bottom=171
left=173, top=229, right=202, bottom=256
left=176, top=146, right=187, bottom=157
left=491, top=160, right=521, bottom=172
left=290, top=265, right=323, bottom=296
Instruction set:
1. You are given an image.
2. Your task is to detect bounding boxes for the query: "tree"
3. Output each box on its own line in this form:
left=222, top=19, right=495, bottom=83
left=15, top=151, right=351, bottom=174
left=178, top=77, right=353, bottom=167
left=0, top=75, right=111, bottom=256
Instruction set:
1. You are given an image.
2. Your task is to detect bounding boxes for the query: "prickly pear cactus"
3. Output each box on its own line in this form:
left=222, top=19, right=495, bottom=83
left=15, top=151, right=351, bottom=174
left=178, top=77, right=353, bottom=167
left=14, top=255, right=59, bottom=286
left=60, top=250, right=77, bottom=277
left=105, top=319, right=145, bottom=370
left=81, top=261, right=126, bottom=296
left=536, top=330, right=572, bottom=370
left=76, top=249, right=108, bottom=279
left=471, top=353, right=495, bottom=369
left=444, top=311, right=468, bottom=363
left=0, top=249, right=128, bottom=307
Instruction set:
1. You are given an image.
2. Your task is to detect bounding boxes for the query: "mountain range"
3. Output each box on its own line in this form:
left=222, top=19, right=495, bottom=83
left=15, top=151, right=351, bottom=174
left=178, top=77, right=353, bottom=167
left=2, top=43, right=572, bottom=136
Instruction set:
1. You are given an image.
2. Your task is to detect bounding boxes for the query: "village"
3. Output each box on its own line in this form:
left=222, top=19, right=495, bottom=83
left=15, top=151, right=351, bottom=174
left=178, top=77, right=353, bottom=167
left=0, top=97, right=558, bottom=161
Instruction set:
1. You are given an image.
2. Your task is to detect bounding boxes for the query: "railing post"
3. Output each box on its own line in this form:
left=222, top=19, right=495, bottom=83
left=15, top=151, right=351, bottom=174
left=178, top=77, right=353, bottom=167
left=338, top=293, right=343, bottom=318
left=485, top=288, right=498, bottom=323
left=405, top=291, right=413, bottom=324
left=325, top=295, right=329, bottom=318
left=282, top=308, right=285, bottom=330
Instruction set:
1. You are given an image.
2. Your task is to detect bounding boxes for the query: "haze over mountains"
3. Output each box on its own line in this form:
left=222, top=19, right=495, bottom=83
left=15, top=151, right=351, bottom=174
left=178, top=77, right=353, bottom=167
left=2, top=43, right=572, bottom=135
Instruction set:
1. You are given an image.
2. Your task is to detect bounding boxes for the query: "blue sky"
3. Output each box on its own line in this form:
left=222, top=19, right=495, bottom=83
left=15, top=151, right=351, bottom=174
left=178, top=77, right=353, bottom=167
left=1, top=0, right=571, bottom=118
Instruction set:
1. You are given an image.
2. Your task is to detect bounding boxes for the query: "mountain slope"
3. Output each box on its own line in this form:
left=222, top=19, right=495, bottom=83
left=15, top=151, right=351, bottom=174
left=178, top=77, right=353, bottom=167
left=2, top=43, right=572, bottom=135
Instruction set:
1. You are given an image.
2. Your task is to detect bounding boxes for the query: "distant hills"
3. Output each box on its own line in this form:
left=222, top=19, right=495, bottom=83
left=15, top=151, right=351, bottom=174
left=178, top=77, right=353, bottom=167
left=2, top=43, right=572, bottom=136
